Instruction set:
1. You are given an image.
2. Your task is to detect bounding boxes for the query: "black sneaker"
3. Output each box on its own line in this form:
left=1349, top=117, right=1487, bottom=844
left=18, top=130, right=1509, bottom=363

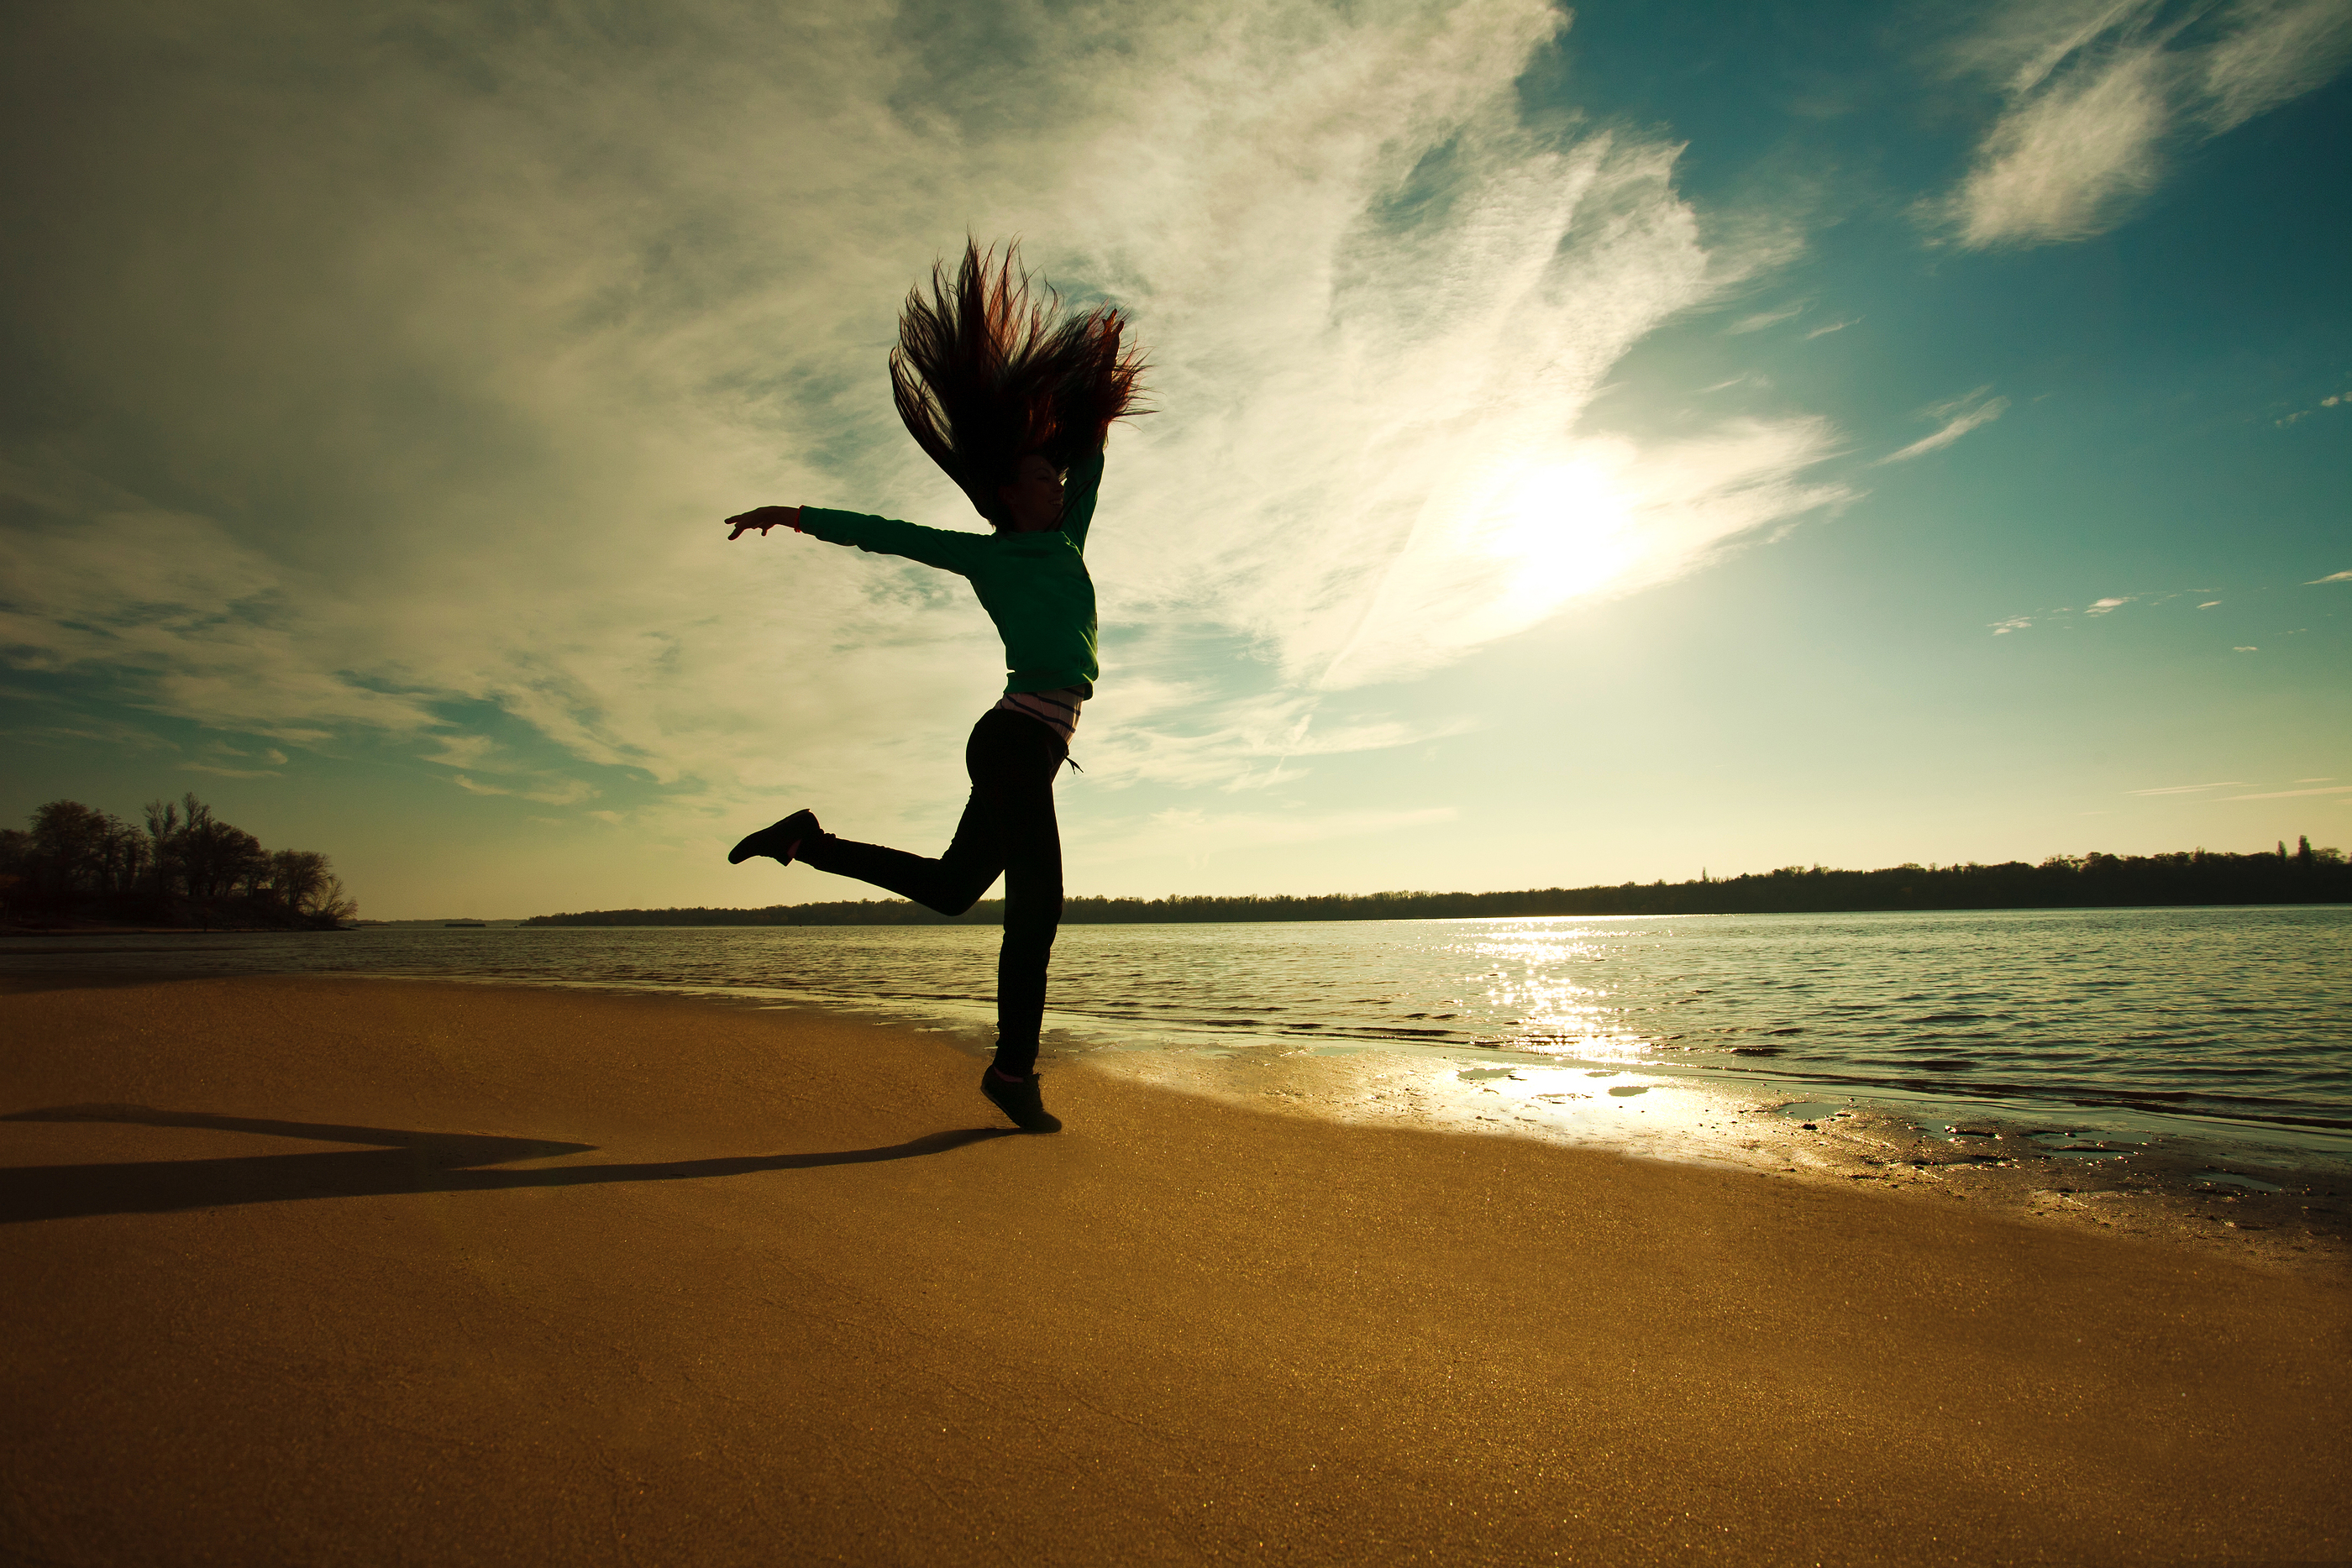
left=979, top=1068, right=1062, bottom=1133
left=727, top=809, right=819, bottom=866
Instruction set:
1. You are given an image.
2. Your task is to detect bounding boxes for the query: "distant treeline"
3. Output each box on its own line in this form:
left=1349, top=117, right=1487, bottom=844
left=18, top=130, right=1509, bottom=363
left=526, top=840, right=2349, bottom=927
left=0, top=794, right=356, bottom=930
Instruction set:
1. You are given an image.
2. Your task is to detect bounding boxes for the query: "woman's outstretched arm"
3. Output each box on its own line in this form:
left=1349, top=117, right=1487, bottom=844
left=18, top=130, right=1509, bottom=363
left=726, top=506, right=801, bottom=539
left=726, top=504, right=990, bottom=577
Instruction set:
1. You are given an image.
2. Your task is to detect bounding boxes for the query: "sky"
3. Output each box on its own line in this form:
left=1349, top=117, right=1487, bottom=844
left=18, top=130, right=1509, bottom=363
left=3, top=0, right=2347, bottom=920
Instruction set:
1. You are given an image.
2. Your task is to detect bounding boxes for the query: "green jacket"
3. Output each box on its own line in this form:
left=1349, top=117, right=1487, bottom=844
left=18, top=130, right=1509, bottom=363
left=797, top=448, right=1104, bottom=695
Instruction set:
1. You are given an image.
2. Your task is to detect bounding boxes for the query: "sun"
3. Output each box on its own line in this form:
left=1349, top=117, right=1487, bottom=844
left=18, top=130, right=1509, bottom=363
left=1482, top=455, right=1643, bottom=617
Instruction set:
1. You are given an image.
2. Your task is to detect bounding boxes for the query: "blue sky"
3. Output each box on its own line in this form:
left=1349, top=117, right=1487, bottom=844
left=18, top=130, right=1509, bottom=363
left=3, top=0, right=2346, bottom=918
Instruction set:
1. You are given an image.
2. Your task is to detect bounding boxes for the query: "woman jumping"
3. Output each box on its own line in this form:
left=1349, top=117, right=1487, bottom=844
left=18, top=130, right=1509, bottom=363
left=722, top=241, right=1147, bottom=1135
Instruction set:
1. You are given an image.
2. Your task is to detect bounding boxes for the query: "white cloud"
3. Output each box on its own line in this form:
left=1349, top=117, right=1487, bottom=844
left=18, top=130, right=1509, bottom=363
left=2307, top=570, right=2352, bottom=583
left=419, top=735, right=499, bottom=770
left=0, top=0, right=1841, bottom=852
left=1944, top=42, right=2171, bottom=248
left=2200, top=0, right=2352, bottom=130
left=1935, top=0, right=2352, bottom=248
left=1083, top=805, right=1459, bottom=868
left=0, top=467, right=445, bottom=737
left=1069, top=687, right=1474, bottom=794
left=1950, top=0, right=2167, bottom=95
left=2224, top=784, right=2352, bottom=799
left=1, top=715, right=179, bottom=754
left=181, top=741, right=289, bottom=779
left=1879, top=389, right=2010, bottom=463
left=451, top=775, right=597, bottom=806
left=1987, top=582, right=2237, bottom=633
left=2277, top=390, right=2349, bottom=425
left=1725, top=303, right=1806, bottom=334
left=2128, top=781, right=2245, bottom=794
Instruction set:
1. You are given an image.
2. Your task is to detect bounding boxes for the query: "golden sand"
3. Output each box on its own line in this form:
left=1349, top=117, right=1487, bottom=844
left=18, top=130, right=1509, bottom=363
left=3, top=974, right=2345, bottom=1564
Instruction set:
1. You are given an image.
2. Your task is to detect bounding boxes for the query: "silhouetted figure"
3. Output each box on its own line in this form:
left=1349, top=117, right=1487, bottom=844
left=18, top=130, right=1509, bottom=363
left=725, top=241, right=1148, bottom=1133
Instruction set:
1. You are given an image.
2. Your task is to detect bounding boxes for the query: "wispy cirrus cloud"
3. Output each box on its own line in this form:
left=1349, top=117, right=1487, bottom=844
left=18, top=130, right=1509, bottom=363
left=2223, top=784, right=2352, bottom=800
left=1879, top=387, right=2010, bottom=463
left=1987, top=583, right=2231, bottom=633
left=184, top=742, right=288, bottom=779
left=1071, top=685, right=1475, bottom=795
left=451, top=775, right=598, bottom=806
left=184, top=763, right=282, bottom=779
left=1933, top=0, right=2352, bottom=249
left=1724, top=302, right=1807, bottom=334
left=2198, top=0, right=2352, bottom=128
left=2276, top=391, right=2348, bottom=426
left=1942, top=33, right=2172, bottom=248
left=1079, top=805, right=1459, bottom=869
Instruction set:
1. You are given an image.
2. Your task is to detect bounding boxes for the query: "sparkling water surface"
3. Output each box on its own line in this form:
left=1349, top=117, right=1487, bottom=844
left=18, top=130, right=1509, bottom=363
left=8, top=906, right=2346, bottom=1148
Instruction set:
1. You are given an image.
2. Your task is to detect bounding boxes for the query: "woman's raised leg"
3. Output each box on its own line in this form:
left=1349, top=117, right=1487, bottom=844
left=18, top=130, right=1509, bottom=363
left=790, top=710, right=1066, bottom=1120
left=794, top=723, right=1008, bottom=915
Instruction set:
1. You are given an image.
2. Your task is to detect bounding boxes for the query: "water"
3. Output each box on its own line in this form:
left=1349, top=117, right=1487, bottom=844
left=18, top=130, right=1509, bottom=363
left=7, top=905, right=2346, bottom=1159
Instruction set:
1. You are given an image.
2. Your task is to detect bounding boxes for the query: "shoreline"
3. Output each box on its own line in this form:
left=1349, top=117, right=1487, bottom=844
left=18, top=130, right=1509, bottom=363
left=4, top=949, right=2346, bottom=1279
left=4, top=972, right=2348, bottom=1564
left=1081, top=1036, right=2352, bottom=1282
left=679, top=974, right=2352, bottom=1281
left=312, top=968, right=2352, bottom=1281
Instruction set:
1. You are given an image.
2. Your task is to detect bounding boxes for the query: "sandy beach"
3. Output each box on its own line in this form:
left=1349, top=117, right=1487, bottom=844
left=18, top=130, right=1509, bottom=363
left=3, top=974, right=2346, bottom=1565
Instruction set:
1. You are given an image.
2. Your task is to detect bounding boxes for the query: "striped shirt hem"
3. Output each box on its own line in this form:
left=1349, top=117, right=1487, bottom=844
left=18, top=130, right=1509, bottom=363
left=994, top=685, right=1085, bottom=747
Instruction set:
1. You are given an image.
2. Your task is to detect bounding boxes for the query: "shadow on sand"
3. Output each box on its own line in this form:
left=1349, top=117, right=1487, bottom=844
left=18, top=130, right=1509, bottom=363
left=0, top=1104, right=1015, bottom=1225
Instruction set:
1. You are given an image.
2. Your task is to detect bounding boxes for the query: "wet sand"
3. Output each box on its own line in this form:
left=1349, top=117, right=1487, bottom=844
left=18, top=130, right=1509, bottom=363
left=3, top=974, right=2347, bottom=1565
left=1090, top=1046, right=2352, bottom=1281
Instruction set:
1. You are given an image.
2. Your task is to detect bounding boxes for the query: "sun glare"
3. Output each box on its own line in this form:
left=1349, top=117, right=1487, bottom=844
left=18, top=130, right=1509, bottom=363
left=1483, top=456, right=1643, bottom=617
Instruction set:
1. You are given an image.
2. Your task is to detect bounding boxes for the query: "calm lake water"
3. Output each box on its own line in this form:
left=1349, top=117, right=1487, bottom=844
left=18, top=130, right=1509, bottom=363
left=8, top=906, right=2346, bottom=1156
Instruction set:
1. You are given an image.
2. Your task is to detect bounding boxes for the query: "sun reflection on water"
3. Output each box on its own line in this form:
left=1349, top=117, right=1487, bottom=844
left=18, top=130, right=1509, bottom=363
left=1463, top=925, right=1659, bottom=1062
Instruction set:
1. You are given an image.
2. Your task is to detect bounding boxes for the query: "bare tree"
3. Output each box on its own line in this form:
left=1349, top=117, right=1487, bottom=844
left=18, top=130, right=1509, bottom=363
left=0, top=827, right=30, bottom=913
left=99, top=817, right=150, bottom=897
left=143, top=799, right=181, bottom=901
left=171, top=795, right=266, bottom=920
left=311, top=872, right=359, bottom=926
left=266, top=849, right=329, bottom=914
left=29, top=800, right=114, bottom=901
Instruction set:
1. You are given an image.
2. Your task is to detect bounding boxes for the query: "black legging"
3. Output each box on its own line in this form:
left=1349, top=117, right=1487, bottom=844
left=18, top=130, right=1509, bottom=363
left=797, top=709, right=1065, bottom=1078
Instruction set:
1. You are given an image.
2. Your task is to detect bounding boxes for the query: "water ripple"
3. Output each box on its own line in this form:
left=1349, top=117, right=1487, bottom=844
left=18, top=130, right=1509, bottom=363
left=4, top=905, right=2345, bottom=1135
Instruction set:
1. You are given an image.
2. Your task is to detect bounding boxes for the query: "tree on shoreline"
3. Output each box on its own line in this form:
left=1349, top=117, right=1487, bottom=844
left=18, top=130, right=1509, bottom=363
left=0, top=793, right=354, bottom=929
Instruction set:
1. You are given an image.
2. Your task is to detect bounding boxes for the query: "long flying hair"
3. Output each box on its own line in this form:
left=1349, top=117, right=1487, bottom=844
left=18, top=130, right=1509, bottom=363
left=891, top=239, right=1149, bottom=527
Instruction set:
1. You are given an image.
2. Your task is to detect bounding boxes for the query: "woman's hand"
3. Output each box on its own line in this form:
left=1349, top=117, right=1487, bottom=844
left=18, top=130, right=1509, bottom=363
left=726, top=506, right=801, bottom=540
